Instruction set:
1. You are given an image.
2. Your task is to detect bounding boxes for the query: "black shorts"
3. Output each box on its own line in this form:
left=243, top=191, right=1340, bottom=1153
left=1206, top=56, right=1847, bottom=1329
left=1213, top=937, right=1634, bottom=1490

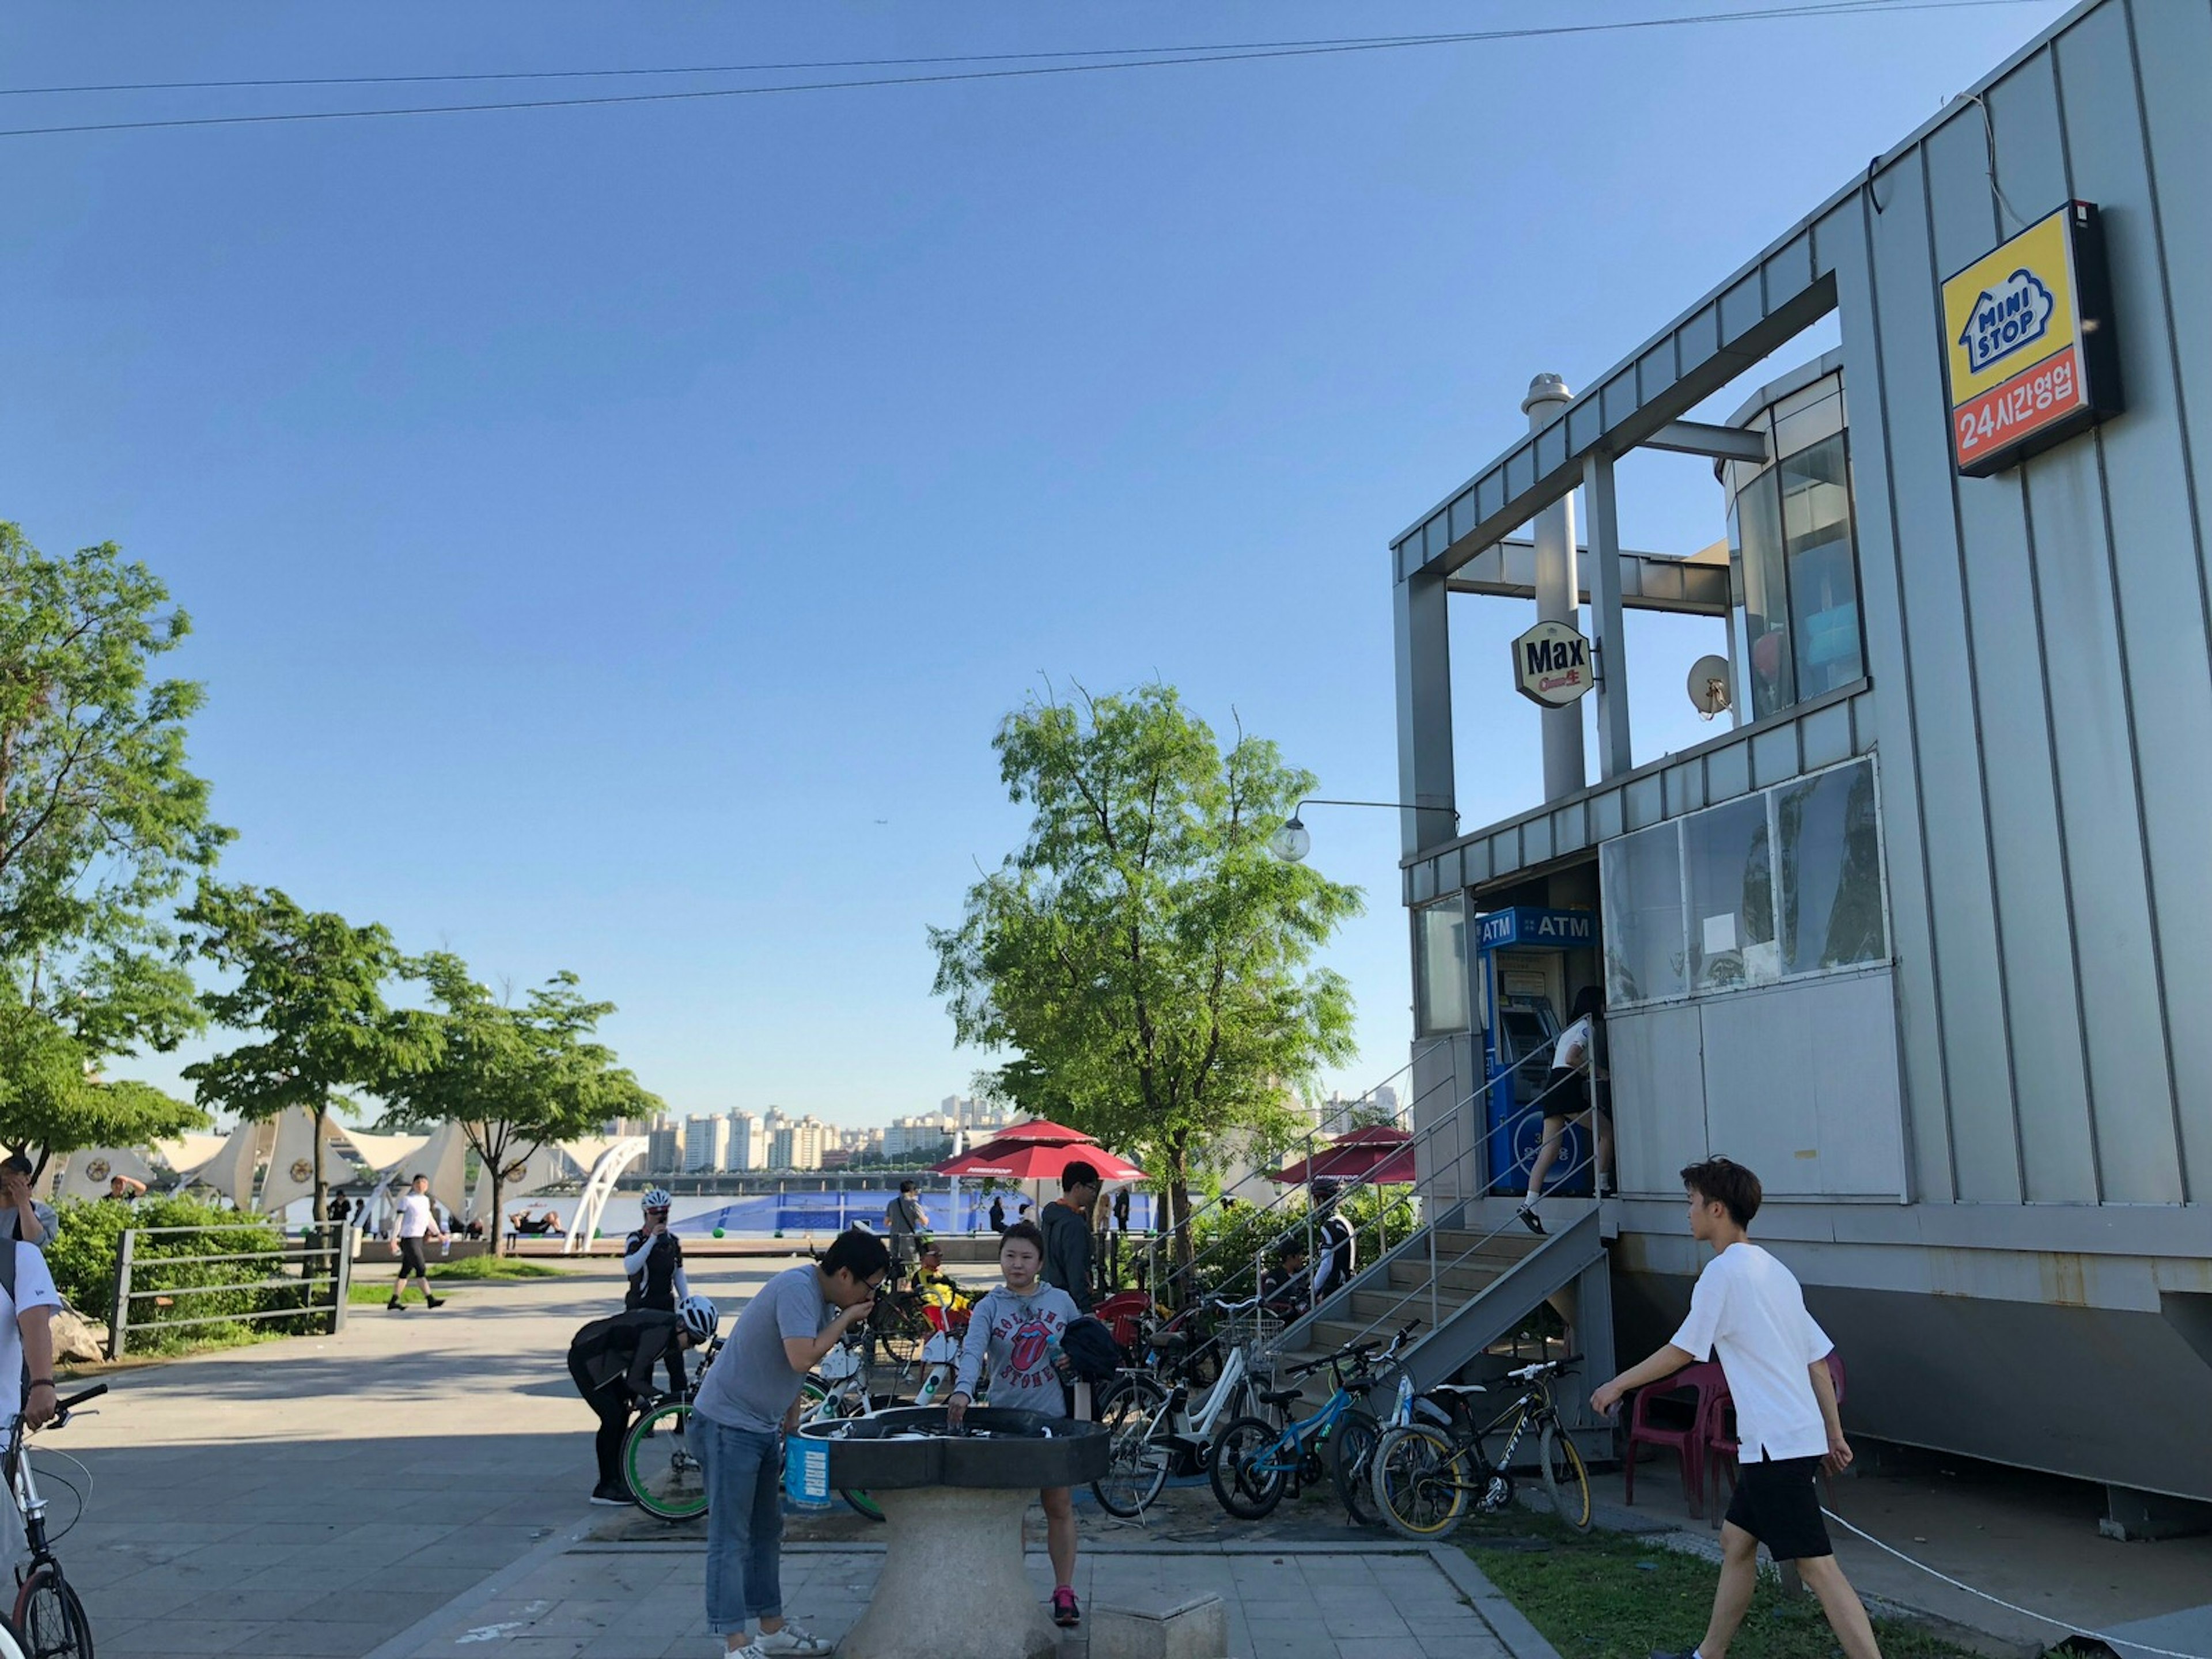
left=397, top=1236, right=430, bottom=1276
left=1725, top=1455, right=1831, bottom=1560
left=1540, top=1070, right=1611, bottom=1121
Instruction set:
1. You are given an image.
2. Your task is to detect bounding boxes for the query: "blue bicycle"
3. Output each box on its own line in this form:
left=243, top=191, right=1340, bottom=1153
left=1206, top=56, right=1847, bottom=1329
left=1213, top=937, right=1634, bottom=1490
left=1206, top=1323, right=1416, bottom=1522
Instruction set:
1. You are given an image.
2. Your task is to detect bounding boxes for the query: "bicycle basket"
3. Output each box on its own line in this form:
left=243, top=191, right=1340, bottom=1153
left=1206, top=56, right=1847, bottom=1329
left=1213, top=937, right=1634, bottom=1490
left=1217, top=1309, right=1285, bottom=1358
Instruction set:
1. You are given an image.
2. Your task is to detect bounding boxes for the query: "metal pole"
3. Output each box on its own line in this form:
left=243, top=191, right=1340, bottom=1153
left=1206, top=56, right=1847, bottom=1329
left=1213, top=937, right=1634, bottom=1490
left=1524, top=373, right=1585, bottom=801
left=1584, top=448, right=1633, bottom=779
left=108, top=1229, right=136, bottom=1361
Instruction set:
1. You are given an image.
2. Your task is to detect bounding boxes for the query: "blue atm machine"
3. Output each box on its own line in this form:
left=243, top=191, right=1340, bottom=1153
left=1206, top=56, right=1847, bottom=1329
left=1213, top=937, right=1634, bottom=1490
left=1475, top=907, right=1597, bottom=1197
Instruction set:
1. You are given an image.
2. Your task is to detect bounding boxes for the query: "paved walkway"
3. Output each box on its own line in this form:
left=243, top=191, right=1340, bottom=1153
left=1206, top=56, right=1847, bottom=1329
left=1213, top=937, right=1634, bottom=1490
left=362, top=1537, right=1525, bottom=1659
left=54, top=1256, right=795, bottom=1658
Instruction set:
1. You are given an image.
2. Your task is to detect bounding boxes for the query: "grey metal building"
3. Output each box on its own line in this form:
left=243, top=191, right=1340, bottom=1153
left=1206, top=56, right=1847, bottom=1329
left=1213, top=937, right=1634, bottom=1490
left=1386, top=0, right=2212, bottom=1516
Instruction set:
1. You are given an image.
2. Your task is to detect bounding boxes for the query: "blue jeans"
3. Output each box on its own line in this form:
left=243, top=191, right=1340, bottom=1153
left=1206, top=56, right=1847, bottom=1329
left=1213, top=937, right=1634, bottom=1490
left=696, top=1418, right=784, bottom=1636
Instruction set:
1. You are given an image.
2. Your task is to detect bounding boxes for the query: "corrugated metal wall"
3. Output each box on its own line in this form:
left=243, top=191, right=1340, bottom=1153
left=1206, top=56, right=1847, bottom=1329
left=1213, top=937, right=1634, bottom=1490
left=1835, top=0, right=2212, bottom=1206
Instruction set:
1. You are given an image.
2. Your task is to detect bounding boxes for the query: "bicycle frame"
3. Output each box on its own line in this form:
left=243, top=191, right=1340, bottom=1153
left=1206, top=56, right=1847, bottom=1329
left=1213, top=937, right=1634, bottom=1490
left=1251, top=1385, right=1357, bottom=1475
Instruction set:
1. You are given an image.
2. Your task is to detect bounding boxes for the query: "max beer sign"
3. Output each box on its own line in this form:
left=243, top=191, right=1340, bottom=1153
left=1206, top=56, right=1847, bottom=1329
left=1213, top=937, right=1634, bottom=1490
left=1512, top=619, right=1593, bottom=709
left=1941, top=201, right=2122, bottom=477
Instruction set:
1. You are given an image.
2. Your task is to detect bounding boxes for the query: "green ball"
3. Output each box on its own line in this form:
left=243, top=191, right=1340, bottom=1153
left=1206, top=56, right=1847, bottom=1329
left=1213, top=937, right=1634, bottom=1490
left=713, top=1228, right=726, bottom=1238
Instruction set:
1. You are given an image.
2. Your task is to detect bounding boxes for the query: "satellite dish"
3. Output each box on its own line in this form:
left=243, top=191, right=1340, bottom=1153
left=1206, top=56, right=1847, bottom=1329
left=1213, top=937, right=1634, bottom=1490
left=1687, top=655, right=1733, bottom=719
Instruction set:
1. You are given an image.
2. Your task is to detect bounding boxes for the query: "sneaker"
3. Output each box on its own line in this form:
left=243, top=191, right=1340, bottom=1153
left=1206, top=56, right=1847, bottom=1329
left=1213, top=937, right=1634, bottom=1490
left=425, top=1294, right=446, bottom=1308
left=1597, top=1178, right=1618, bottom=1200
left=588, top=1482, right=638, bottom=1507
left=1515, top=1202, right=1546, bottom=1236
left=1051, top=1587, right=1081, bottom=1628
left=725, top=1646, right=768, bottom=1659
left=755, top=1624, right=832, bottom=1655
left=387, top=1298, right=407, bottom=1310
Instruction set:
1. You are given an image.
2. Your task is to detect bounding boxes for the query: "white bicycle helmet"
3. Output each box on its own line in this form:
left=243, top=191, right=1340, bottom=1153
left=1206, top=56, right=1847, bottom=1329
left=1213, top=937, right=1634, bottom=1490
left=642, top=1187, right=673, bottom=1210
left=677, top=1294, right=720, bottom=1341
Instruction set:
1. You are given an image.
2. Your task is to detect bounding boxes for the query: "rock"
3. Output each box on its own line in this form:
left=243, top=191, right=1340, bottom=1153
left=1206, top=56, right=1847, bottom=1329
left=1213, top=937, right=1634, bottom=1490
left=51, top=1306, right=105, bottom=1365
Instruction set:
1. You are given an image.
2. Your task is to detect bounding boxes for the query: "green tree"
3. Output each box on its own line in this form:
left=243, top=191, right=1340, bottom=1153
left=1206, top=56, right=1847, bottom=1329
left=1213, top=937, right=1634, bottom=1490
left=0, top=525, right=228, bottom=1168
left=381, top=953, right=661, bottom=1254
left=930, top=684, right=1361, bottom=1274
left=179, top=884, right=422, bottom=1225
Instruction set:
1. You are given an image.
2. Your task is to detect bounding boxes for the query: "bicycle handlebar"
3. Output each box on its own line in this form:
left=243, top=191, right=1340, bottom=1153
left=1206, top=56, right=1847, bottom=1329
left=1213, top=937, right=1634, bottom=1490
left=54, top=1383, right=107, bottom=1418
left=1504, top=1354, right=1582, bottom=1382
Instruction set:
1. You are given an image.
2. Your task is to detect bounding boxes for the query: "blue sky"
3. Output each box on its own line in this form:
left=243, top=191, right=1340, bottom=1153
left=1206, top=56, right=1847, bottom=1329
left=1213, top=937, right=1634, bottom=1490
left=0, top=2, right=2067, bottom=1127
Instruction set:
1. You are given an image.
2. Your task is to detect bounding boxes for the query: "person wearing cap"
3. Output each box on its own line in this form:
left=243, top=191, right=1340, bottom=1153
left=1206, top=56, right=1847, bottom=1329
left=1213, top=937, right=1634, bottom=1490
left=1308, top=1180, right=1357, bottom=1304
left=624, top=1189, right=691, bottom=1399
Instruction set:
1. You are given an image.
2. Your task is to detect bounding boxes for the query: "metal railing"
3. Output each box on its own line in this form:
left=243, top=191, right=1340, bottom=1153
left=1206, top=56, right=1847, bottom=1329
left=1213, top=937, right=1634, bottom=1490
left=108, top=1222, right=355, bottom=1359
left=1136, top=1043, right=1452, bottom=1302
left=1304, top=1039, right=1607, bottom=1354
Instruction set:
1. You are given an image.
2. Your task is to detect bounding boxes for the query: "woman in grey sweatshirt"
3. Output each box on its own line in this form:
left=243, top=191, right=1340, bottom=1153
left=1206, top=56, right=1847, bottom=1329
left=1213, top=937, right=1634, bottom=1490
left=946, top=1221, right=1085, bottom=1627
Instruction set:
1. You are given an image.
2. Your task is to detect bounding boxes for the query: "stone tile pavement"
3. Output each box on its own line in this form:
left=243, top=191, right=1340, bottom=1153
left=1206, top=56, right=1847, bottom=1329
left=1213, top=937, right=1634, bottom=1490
left=361, top=1537, right=1532, bottom=1659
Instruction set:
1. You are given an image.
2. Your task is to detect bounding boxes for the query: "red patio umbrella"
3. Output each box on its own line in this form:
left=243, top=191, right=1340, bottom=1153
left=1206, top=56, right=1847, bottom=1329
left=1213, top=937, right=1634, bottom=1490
left=1272, top=1125, right=1415, bottom=1187
left=976, top=1118, right=1096, bottom=1145
left=935, top=1138, right=1147, bottom=1183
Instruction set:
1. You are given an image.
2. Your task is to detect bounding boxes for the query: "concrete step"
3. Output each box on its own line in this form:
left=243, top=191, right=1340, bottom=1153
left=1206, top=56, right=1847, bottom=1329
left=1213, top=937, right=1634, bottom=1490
left=1428, top=1229, right=1542, bottom=1263
left=1385, top=1259, right=1502, bottom=1297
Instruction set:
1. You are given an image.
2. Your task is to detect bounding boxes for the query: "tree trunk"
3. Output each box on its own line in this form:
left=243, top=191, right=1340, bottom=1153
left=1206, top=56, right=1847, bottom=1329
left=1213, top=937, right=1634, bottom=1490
left=310, top=1105, right=329, bottom=1225
left=1165, top=1135, right=1195, bottom=1307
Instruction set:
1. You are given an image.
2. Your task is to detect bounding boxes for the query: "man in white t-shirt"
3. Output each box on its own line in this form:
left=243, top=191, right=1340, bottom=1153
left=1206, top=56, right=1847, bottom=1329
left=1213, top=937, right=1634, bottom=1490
left=387, top=1175, right=447, bottom=1311
left=2, top=1240, right=63, bottom=1577
left=1592, top=1157, right=1882, bottom=1659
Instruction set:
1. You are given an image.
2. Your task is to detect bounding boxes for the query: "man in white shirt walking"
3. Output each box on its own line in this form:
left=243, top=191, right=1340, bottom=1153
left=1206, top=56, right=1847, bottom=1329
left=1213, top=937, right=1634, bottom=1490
left=388, top=1173, right=447, bottom=1311
left=1592, top=1157, right=1881, bottom=1659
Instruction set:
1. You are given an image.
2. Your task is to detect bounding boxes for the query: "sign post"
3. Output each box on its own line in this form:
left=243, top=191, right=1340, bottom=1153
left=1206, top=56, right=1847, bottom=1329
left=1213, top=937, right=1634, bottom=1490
left=1512, top=620, right=1594, bottom=709
left=1941, top=200, right=2123, bottom=477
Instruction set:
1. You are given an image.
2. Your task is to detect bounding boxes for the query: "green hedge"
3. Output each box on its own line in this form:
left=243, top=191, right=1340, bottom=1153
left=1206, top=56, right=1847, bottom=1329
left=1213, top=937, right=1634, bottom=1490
left=1168, top=1181, right=1414, bottom=1300
left=46, top=1195, right=328, bottom=1353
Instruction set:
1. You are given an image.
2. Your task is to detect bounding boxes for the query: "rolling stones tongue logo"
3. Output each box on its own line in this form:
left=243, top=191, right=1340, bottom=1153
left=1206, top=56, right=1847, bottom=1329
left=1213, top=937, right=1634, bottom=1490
left=1010, top=1317, right=1053, bottom=1376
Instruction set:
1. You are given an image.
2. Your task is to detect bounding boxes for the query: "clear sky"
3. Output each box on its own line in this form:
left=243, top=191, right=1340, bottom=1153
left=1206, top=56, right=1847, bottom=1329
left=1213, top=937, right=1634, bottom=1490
left=1, top=1, right=2069, bottom=1127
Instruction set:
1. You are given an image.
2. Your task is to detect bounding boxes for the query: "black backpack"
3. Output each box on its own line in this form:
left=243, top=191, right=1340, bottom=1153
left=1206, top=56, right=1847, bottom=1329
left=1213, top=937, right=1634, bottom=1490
left=1058, top=1315, right=1122, bottom=1386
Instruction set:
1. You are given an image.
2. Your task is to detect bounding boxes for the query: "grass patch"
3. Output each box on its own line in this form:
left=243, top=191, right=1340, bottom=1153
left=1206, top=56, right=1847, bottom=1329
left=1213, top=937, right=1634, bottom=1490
left=347, top=1256, right=577, bottom=1302
left=1458, top=1510, right=1980, bottom=1659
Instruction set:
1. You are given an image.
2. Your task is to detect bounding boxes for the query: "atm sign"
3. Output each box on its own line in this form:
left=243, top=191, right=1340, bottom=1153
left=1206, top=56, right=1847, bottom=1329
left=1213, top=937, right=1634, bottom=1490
left=1940, top=202, right=2122, bottom=477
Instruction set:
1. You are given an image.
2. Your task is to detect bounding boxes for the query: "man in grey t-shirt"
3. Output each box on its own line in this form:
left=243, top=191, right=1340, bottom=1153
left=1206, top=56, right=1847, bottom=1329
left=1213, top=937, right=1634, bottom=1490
left=689, top=1228, right=889, bottom=1657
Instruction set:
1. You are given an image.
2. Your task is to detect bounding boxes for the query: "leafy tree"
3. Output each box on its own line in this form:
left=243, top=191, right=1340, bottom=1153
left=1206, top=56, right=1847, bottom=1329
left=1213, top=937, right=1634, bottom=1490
left=0, top=999, right=205, bottom=1175
left=930, top=684, right=1361, bottom=1276
left=179, top=884, right=422, bottom=1225
left=0, top=525, right=228, bottom=1166
left=381, top=953, right=661, bottom=1253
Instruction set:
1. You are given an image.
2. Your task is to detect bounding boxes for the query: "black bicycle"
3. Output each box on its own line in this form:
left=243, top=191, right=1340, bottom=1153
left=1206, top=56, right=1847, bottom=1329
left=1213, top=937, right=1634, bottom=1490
left=1369, top=1355, right=1591, bottom=1539
left=6, top=1382, right=105, bottom=1659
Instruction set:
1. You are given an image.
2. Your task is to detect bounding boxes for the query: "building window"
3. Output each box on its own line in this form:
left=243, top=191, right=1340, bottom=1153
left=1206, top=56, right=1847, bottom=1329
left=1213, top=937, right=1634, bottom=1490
left=1684, top=796, right=1777, bottom=993
left=1725, top=372, right=1864, bottom=721
left=1779, top=433, right=1863, bottom=700
left=1600, top=822, right=1687, bottom=1005
left=1414, top=894, right=1468, bottom=1035
left=1777, top=759, right=1886, bottom=974
left=1600, top=757, right=1887, bottom=1008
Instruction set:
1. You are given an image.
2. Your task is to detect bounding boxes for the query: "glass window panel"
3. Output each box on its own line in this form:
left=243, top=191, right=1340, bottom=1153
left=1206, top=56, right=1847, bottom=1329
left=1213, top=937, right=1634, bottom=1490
left=1778, top=760, right=1888, bottom=974
left=1415, top=896, right=1468, bottom=1035
left=1601, top=823, right=1685, bottom=1005
left=1735, top=467, right=1794, bottom=719
left=1779, top=433, right=1863, bottom=699
left=1684, top=797, right=1777, bottom=993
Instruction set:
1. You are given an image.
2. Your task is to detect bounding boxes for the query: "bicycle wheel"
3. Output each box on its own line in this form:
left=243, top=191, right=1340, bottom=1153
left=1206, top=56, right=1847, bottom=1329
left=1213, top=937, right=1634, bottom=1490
left=1539, top=1423, right=1593, bottom=1532
left=13, top=1562, right=92, bottom=1659
left=1092, top=1375, right=1172, bottom=1518
left=624, top=1400, right=709, bottom=1522
left=1207, top=1415, right=1289, bottom=1520
left=872, top=1296, right=930, bottom=1368
left=1370, top=1424, right=1470, bottom=1542
left=1330, top=1408, right=1385, bottom=1528
left=840, top=1489, right=887, bottom=1522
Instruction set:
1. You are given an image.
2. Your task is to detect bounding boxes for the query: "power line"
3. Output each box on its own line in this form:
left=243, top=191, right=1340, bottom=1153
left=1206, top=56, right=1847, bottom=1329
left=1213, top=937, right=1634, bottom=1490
left=0, top=1, right=2052, bottom=142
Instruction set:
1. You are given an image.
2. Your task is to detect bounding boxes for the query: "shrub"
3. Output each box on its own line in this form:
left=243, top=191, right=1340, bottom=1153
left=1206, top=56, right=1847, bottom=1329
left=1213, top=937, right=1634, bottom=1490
left=46, top=1195, right=325, bottom=1353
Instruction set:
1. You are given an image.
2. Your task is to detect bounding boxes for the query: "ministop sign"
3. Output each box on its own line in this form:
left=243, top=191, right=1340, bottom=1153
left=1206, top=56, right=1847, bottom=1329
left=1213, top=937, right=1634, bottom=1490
left=1512, top=620, right=1592, bottom=707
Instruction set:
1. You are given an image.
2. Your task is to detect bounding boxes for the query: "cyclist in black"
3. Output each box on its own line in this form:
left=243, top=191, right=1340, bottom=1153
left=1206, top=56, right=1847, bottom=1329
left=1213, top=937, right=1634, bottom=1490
left=624, top=1188, right=691, bottom=1397
left=569, top=1294, right=719, bottom=1506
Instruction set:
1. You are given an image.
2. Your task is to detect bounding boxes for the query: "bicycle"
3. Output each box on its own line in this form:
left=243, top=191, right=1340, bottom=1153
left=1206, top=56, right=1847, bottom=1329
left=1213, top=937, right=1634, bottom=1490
left=6, top=1382, right=106, bottom=1659
left=1369, top=1355, right=1592, bottom=1540
left=1204, top=1325, right=1415, bottom=1524
left=1090, top=1294, right=1286, bottom=1518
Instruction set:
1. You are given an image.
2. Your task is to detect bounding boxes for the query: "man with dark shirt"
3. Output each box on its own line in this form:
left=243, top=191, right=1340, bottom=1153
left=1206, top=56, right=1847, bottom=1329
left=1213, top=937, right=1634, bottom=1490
left=624, top=1188, right=690, bottom=1398
left=1041, top=1160, right=1100, bottom=1313
left=1260, top=1243, right=1313, bottom=1319
left=568, top=1294, right=718, bottom=1505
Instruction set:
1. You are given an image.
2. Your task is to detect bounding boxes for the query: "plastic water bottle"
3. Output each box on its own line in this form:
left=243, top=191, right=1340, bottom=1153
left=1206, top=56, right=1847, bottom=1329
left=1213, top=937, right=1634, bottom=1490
left=1046, top=1335, right=1071, bottom=1380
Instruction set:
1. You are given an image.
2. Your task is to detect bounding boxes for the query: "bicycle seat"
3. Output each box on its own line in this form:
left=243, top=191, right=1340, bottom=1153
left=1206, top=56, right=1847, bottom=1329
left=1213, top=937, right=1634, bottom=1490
left=1257, top=1387, right=1304, bottom=1409
left=1431, top=1382, right=1487, bottom=1395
